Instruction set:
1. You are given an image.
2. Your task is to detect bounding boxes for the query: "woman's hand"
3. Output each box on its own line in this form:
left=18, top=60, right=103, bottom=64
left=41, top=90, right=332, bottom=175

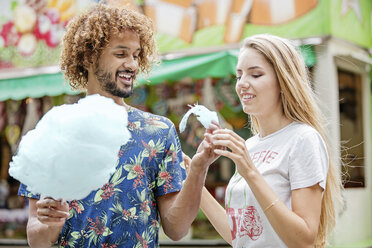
left=183, top=122, right=224, bottom=174
left=194, top=122, right=224, bottom=171
left=209, top=128, right=257, bottom=177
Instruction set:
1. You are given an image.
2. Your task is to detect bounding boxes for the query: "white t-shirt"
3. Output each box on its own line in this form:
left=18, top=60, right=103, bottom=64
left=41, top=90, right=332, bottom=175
left=225, top=122, right=329, bottom=248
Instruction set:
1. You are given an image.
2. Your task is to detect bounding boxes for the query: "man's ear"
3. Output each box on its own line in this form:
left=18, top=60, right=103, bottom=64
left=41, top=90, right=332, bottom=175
left=85, top=62, right=96, bottom=83
left=87, top=61, right=96, bottom=75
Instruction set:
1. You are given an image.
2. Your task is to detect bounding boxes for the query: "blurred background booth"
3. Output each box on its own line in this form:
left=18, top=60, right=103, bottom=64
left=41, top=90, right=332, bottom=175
left=0, top=0, right=371, bottom=247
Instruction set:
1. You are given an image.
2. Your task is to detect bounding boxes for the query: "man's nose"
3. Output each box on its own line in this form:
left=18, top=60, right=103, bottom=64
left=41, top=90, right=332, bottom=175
left=124, top=57, right=138, bottom=71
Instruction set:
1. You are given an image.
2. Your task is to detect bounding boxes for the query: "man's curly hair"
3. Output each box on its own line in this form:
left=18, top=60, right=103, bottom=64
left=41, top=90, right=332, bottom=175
left=60, top=3, right=158, bottom=90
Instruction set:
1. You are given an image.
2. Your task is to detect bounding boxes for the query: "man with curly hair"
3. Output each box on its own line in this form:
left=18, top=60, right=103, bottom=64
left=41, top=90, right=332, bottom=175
left=18, top=3, right=218, bottom=248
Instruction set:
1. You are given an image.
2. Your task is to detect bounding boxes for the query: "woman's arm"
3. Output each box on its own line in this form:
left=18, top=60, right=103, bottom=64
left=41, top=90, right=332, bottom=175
left=200, top=187, right=232, bottom=245
left=210, top=129, right=323, bottom=248
left=157, top=134, right=221, bottom=241
left=156, top=163, right=208, bottom=241
left=183, top=151, right=232, bottom=245
left=244, top=171, right=322, bottom=248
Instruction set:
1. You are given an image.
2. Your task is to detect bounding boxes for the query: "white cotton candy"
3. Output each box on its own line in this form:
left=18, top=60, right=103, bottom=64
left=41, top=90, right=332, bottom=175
left=179, top=104, right=219, bottom=133
left=9, top=94, right=131, bottom=201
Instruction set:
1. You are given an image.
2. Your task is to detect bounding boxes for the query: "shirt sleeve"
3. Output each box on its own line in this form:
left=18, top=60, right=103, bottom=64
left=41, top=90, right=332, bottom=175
left=18, top=183, right=40, bottom=199
left=155, top=123, right=186, bottom=197
left=288, top=130, right=329, bottom=190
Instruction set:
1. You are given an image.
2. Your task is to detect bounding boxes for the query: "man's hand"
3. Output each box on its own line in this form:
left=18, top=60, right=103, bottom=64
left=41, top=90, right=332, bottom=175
left=159, top=123, right=225, bottom=240
left=187, top=122, right=225, bottom=173
left=182, top=153, right=192, bottom=174
left=36, top=197, right=69, bottom=227
left=27, top=197, right=69, bottom=247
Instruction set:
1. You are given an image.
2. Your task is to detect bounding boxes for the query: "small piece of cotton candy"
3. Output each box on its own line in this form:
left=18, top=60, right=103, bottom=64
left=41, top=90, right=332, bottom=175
left=9, top=94, right=131, bottom=201
left=179, top=104, right=219, bottom=133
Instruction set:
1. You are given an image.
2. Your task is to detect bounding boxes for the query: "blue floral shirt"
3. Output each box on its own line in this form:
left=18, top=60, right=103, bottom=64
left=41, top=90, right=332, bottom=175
left=18, top=108, right=186, bottom=248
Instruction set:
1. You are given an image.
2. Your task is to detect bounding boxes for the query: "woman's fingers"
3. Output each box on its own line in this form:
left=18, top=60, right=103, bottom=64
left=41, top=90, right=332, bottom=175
left=214, top=148, right=242, bottom=164
left=213, top=128, right=246, bottom=143
left=206, top=121, right=222, bottom=134
left=209, top=129, right=254, bottom=171
left=210, top=133, right=246, bottom=154
left=204, top=133, right=212, bottom=144
left=205, top=129, right=245, bottom=157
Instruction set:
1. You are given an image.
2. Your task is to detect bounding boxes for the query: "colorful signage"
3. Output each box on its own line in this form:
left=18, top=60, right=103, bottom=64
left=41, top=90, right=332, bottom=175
left=0, top=0, right=371, bottom=71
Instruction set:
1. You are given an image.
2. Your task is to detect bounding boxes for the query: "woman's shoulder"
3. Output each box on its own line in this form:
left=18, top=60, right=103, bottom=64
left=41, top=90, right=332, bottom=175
left=290, top=122, right=319, bottom=135
left=290, top=122, right=326, bottom=148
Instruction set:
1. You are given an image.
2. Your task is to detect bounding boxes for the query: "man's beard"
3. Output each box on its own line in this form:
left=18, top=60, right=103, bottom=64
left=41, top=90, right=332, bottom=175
left=94, top=67, right=134, bottom=98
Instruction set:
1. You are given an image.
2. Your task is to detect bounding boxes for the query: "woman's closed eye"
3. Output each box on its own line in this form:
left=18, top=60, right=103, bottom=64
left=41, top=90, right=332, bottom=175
left=252, top=74, right=262, bottom=78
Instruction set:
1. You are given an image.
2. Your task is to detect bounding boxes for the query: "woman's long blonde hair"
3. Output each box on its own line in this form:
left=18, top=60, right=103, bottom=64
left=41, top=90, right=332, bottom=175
left=241, top=34, right=343, bottom=247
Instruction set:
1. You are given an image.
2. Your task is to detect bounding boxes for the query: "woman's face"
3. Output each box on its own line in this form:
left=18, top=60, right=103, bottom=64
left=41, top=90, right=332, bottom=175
left=235, top=47, right=282, bottom=118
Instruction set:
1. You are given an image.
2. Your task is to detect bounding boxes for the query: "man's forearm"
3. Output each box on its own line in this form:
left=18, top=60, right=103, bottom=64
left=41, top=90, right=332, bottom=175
left=161, top=166, right=207, bottom=240
left=27, top=217, right=62, bottom=248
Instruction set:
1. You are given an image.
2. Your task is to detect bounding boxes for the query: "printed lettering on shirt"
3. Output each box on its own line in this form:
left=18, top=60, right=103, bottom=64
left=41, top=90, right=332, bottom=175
left=226, top=206, right=263, bottom=241
left=251, top=150, right=278, bottom=165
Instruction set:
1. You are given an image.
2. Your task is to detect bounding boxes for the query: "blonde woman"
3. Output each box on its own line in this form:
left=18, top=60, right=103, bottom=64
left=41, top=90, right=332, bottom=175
left=184, top=34, right=343, bottom=248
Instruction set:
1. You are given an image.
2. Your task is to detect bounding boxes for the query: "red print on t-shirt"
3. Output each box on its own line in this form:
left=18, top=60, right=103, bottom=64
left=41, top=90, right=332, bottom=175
left=251, top=150, right=278, bottom=164
left=226, top=206, right=263, bottom=241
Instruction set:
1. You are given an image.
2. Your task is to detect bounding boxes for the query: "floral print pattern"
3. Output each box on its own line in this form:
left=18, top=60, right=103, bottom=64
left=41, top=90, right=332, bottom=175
left=18, top=108, right=186, bottom=247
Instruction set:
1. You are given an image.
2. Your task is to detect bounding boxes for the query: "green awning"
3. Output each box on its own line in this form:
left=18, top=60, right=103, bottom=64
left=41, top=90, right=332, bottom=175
left=0, top=46, right=316, bottom=101
left=0, top=73, right=79, bottom=101
left=137, top=49, right=239, bottom=86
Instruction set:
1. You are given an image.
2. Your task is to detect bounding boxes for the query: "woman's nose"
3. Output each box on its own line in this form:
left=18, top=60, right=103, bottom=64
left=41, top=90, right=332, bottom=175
left=237, top=77, right=250, bottom=88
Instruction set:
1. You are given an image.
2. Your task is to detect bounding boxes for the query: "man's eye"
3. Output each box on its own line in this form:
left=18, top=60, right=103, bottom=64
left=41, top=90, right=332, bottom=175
left=252, top=74, right=261, bottom=78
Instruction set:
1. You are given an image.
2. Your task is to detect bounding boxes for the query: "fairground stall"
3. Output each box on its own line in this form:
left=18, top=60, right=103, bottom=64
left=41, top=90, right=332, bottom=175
left=0, top=0, right=371, bottom=247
